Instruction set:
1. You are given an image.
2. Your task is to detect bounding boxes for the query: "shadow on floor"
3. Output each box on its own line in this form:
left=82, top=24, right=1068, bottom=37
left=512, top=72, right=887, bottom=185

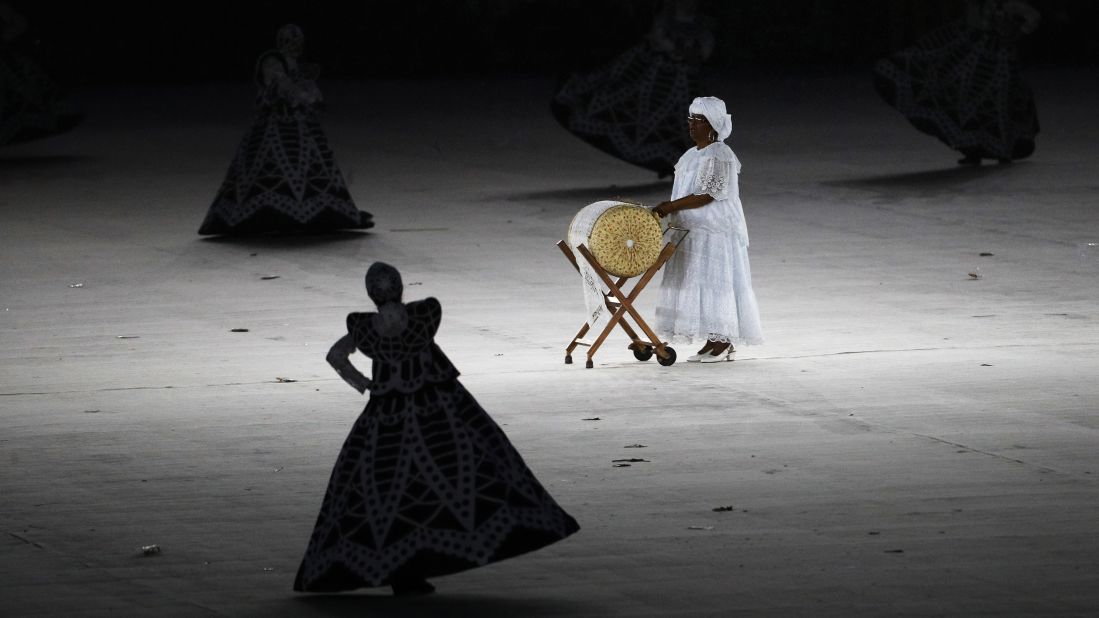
left=820, top=164, right=1012, bottom=198
left=505, top=180, right=672, bottom=204
left=0, top=154, right=96, bottom=170
left=289, top=592, right=595, bottom=617
left=198, top=230, right=372, bottom=249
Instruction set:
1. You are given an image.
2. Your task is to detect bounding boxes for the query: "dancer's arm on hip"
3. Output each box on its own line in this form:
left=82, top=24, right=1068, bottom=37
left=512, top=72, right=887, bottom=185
left=327, top=334, right=373, bottom=394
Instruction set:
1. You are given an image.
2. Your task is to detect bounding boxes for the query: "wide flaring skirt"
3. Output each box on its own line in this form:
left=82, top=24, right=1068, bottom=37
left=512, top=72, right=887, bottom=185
left=294, top=380, right=579, bottom=591
left=873, top=22, right=1039, bottom=160
left=199, top=109, right=370, bottom=235
left=0, top=47, right=82, bottom=145
left=551, top=43, right=696, bottom=177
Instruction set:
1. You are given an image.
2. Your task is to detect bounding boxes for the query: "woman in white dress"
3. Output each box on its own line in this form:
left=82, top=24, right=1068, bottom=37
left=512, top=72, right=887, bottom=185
left=652, top=96, right=762, bottom=362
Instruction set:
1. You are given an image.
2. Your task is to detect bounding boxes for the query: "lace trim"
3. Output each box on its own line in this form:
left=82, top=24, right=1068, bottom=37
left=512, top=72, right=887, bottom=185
left=694, top=158, right=732, bottom=199
left=664, top=331, right=762, bottom=346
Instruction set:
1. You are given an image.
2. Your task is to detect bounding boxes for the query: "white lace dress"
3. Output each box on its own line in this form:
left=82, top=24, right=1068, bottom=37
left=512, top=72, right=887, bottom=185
left=656, top=142, right=763, bottom=346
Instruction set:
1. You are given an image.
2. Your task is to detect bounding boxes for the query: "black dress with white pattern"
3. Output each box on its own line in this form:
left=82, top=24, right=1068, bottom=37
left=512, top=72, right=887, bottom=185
left=294, top=297, right=579, bottom=591
left=0, top=9, right=82, bottom=146
left=551, top=12, right=711, bottom=177
left=873, top=2, right=1039, bottom=161
left=198, top=51, right=372, bottom=235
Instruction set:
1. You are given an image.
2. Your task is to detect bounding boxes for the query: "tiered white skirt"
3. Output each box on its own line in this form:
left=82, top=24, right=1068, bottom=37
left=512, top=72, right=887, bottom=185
left=656, top=228, right=763, bottom=346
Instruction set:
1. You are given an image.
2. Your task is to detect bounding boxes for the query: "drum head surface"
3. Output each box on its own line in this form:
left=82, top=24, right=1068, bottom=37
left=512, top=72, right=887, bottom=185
left=588, top=205, right=663, bottom=277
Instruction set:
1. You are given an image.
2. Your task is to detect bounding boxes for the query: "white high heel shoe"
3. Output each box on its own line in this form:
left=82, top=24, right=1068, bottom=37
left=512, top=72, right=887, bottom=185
left=700, top=347, right=736, bottom=363
left=686, top=352, right=708, bottom=362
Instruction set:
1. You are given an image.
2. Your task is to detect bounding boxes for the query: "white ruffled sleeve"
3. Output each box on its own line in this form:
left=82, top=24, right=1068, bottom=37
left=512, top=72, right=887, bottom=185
left=693, top=156, right=735, bottom=201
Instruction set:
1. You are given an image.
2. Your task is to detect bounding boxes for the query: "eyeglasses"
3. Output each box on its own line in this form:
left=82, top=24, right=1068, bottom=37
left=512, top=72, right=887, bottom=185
left=687, top=116, right=708, bottom=124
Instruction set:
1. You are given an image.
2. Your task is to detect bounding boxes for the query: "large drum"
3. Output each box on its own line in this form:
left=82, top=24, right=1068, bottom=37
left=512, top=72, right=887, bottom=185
left=567, top=201, right=663, bottom=277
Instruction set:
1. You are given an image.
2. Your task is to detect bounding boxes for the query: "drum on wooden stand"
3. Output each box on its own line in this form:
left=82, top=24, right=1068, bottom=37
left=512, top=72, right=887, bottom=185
left=557, top=200, right=686, bottom=368
left=568, top=201, right=664, bottom=278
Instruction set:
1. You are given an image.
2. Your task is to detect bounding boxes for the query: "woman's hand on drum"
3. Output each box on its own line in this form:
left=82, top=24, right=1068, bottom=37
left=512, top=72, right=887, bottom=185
left=652, top=202, right=674, bottom=218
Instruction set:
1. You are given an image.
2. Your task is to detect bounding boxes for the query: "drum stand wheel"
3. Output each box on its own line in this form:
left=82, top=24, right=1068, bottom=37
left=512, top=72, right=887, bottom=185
left=557, top=228, right=686, bottom=369
left=631, top=344, right=678, bottom=366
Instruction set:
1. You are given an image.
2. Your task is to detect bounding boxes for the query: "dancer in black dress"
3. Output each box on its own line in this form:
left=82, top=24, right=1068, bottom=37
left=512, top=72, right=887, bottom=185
left=873, top=0, right=1040, bottom=165
left=551, top=0, right=713, bottom=177
left=294, top=263, right=579, bottom=595
left=0, top=3, right=82, bottom=146
left=199, top=24, right=372, bottom=235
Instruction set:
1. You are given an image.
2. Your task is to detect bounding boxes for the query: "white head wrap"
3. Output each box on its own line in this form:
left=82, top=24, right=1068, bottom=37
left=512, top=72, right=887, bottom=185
left=689, top=96, right=732, bottom=141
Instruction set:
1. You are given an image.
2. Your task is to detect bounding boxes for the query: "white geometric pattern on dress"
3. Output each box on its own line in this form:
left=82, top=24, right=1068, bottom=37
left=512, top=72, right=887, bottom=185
left=551, top=8, right=712, bottom=177
left=198, top=35, right=371, bottom=235
left=552, top=44, right=695, bottom=177
left=0, top=5, right=82, bottom=145
left=873, top=5, right=1039, bottom=161
left=295, top=295, right=578, bottom=591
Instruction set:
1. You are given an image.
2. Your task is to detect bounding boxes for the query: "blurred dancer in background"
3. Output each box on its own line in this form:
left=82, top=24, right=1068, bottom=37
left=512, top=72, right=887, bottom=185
left=199, top=24, right=373, bottom=235
left=874, top=0, right=1040, bottom=165
left=0, top=2, right=82, bottom=146
left=552, top=0, right=713, bottom=177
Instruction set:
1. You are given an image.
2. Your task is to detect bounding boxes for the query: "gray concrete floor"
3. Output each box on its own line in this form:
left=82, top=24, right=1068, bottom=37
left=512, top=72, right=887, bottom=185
left=2, top=70, right=1098, bottom=616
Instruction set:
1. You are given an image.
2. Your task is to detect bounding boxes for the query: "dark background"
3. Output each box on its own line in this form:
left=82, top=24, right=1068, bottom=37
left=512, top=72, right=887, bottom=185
left=8, top=0, right=1099, bottom=86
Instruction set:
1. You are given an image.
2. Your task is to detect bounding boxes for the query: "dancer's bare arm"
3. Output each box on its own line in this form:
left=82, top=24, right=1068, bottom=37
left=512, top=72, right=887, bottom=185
left=327, top=335, right=372, bottom=394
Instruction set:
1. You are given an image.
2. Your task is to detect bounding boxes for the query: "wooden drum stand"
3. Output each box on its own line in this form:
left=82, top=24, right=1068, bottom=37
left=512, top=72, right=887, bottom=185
left=557, top=227, right=688, bottom=368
